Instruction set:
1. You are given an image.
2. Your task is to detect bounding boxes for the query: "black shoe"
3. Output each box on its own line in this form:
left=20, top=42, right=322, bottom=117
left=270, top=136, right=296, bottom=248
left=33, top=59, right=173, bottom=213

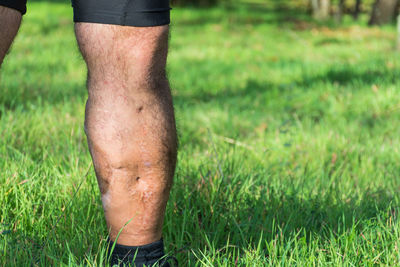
left=108, top=238, right=178, bottom=267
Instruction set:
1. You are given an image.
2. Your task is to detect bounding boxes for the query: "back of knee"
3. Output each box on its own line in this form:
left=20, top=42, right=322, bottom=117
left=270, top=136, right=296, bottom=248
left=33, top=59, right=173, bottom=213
left=75, top=24, right=169, bottom=79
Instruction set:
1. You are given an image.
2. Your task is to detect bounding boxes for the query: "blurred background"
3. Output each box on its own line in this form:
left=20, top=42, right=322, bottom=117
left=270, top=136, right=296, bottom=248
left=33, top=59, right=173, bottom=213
left=171, top=0, right=400, bottom=26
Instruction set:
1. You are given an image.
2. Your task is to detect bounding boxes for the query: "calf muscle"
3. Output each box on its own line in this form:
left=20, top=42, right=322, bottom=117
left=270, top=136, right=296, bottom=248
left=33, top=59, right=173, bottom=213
left=75, top=23, right=177, bottom=246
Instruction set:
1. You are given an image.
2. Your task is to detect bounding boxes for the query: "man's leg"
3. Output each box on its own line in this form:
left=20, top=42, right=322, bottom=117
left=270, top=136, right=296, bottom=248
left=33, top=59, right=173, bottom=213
left=0, top=6, right=22, bottom=67
left=75, top=23, right=177, bottom=264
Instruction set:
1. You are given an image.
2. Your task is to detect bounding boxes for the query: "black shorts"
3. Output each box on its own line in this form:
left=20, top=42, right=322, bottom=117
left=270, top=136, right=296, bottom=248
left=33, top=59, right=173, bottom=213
left=0, top=0, right=170, bottom=27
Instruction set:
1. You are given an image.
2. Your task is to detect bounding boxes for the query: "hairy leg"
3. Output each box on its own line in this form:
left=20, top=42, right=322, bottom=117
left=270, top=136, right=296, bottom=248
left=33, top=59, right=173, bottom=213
left=75, top=23, right=177, bottom=246
left=0, top=6, right=22, bottom=67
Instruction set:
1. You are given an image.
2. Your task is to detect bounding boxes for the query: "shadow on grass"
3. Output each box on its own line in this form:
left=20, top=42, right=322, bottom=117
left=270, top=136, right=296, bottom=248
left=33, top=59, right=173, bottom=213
left=173, top=61, right=397, bottom=106
left=1, top=58, right=396, bottom=116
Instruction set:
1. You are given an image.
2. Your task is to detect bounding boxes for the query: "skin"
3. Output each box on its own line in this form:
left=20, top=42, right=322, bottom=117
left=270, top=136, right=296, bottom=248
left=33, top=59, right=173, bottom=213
left=1, top=5, right=177, bottom=247
left=75, top=23, right=177, bottom=246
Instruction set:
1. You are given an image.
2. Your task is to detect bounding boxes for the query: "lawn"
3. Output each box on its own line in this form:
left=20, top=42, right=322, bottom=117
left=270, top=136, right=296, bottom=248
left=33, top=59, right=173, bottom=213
left=1, top=1, right=400, bottom=266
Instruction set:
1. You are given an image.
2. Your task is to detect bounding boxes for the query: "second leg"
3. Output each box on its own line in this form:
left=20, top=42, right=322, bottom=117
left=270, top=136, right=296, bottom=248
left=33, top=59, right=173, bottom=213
left=0, top=6, right=22, bottom=67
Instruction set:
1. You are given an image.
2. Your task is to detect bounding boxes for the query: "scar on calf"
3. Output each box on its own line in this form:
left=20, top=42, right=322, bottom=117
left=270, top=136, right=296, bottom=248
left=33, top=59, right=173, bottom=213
left=99, top=178, right=110, bottom=194
left=95, top=169, right=110, bottom=194
left=127, top=175, right=142, bottom=191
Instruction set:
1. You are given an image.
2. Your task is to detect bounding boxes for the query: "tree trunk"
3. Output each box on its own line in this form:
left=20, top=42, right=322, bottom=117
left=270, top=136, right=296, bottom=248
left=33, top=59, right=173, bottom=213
left=353, top=0, right=362, bottom=20
left=311, top=0, right=331, bottom=20
left=369, top=0, right=398, bottom=25
left=336, top=0, right=346, bottom=23
left=397, top=15, right=400, bottom=50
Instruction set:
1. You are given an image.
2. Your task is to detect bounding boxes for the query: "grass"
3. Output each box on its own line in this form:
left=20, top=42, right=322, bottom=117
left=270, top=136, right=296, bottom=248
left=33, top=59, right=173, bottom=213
left=1, top=1, right=400, bottom=266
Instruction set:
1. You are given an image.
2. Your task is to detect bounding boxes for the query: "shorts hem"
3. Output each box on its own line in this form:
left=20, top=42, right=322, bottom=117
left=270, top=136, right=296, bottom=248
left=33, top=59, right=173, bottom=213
left=73, top=10, right=171, bottom=27
left=0, top=0, right=27, bottom=15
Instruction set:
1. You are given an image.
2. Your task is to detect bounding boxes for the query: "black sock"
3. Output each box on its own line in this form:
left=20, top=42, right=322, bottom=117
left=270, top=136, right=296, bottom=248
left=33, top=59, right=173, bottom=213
left=108, top=238, right=170, bottom=267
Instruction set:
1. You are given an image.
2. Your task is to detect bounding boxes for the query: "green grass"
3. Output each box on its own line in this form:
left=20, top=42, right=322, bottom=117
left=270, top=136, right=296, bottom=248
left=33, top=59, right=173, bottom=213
left=1, top=2, right=400, bottom=266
